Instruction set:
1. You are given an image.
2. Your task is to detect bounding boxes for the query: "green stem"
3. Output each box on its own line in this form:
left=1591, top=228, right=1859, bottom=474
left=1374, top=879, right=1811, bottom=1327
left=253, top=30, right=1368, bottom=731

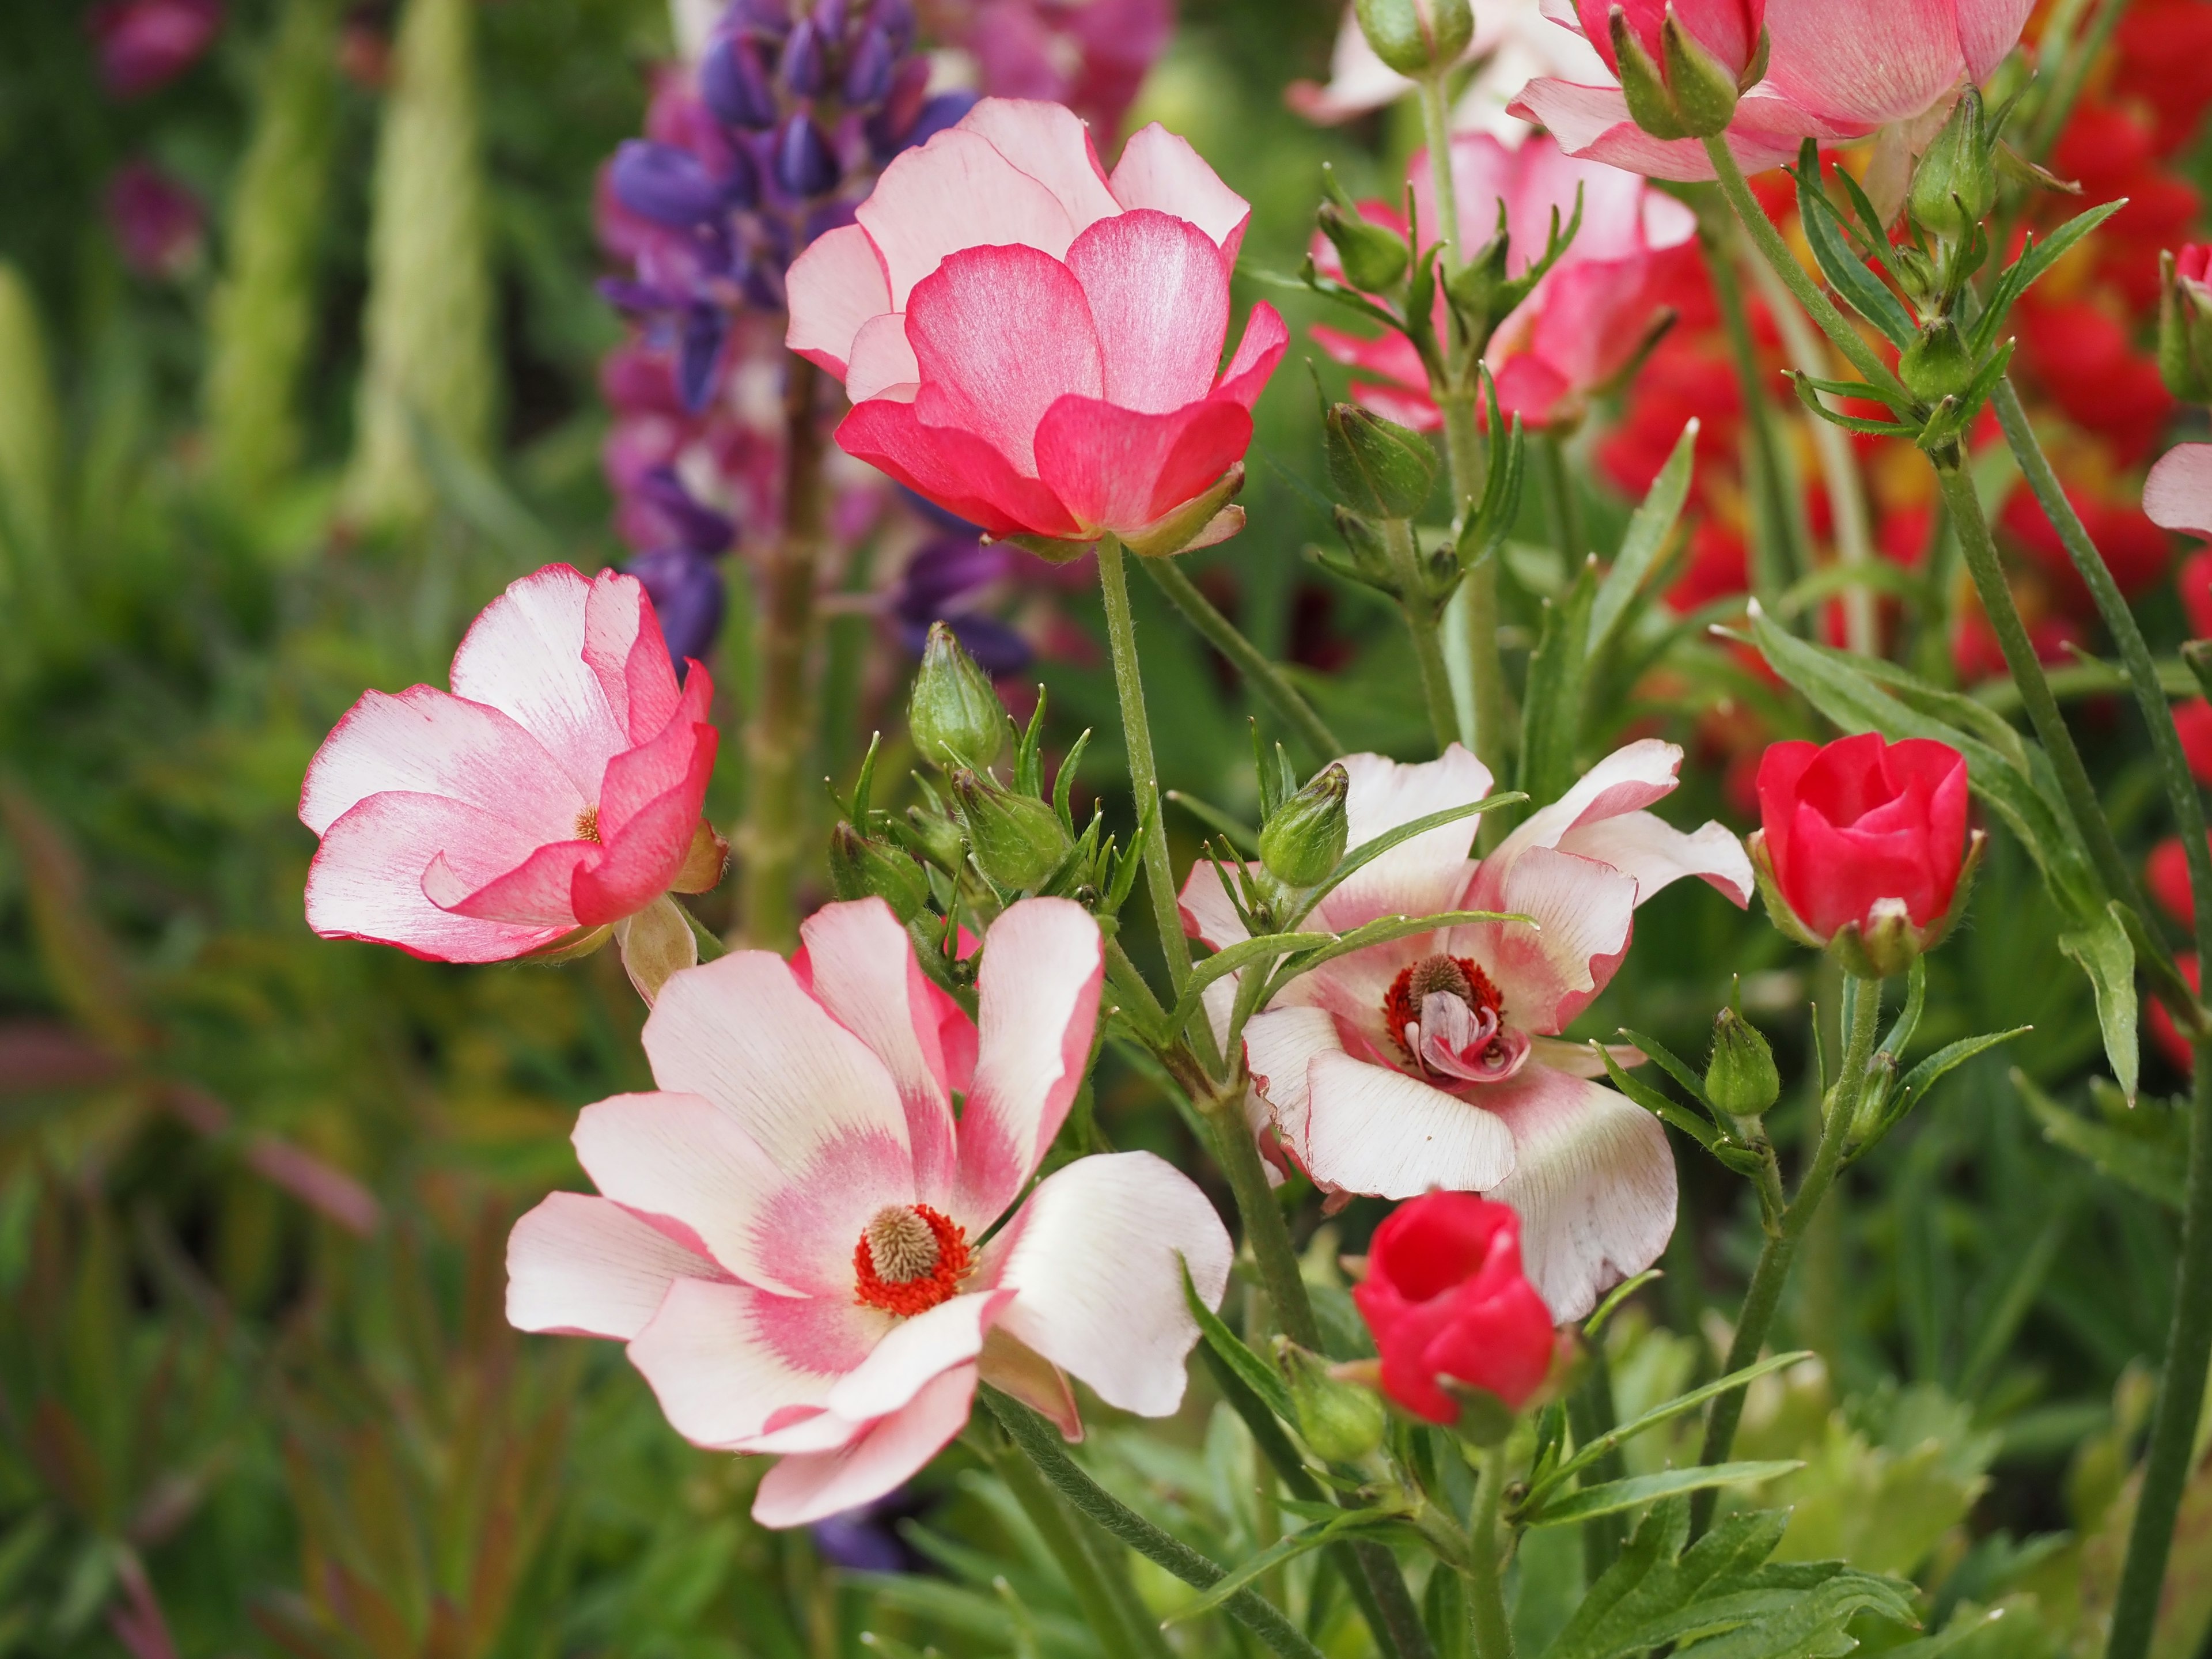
left=1533, top=435, right=1582, bottom=561
left=1139, top=555, right=1343, bottom=760
left=678, top=902, right=729, bottom=961
left=1566, top=1350, right=1627, bottom=1582
left=1417, top=72, right=1463, bottom=271
left=1699, top=210, right=1804, bottom=603
left=1383, top=517, right=1460, bottom=752
left=1466, top=1442, right=1516, bottom=1659
left=979, top=1386, right=1328, bottom=1659
left=984, top=1429, right=1171, bottom=1659
left=1097, top=535, right=1196, bottom=992
left=1700, top=137, right=1908, bottom=404
left=1690, top=973, right=1881, bottom=1538
left=2029, top=0, right=2132, bottom=159
left=1204, top=1088, right=1321, bottom=1351
left=2108, top=1040, right=2212, bottom=1659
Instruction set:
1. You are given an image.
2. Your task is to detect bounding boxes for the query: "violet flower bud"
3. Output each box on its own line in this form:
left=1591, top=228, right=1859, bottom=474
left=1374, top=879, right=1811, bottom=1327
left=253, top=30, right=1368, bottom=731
left=677, top=303, right=729, bottom=411
left=866, top=55, right=931, bottom=154
left=637, top=466, right=736, bottom=554
left=843, top=26, right=897, bottom=107
left=870, top=0, right=915, bottom=54
left=775, top=114, right=840, bottom=198
left=701, top=30, right=779, bottom=130
left=779, top=18, right=830, bottom=96
left=625, top=546, right=728, bottom=671
left=609, top=140, right=728, bottom=228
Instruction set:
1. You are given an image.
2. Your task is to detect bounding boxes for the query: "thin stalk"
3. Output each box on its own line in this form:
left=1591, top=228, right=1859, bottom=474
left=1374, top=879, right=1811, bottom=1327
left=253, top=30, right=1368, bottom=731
left=984, top=1430, right=1171, bottom=1659
left=979, top=1385, right=1328, bottom=1659
left=1139, top=555, right=1343, bottom=759
left=1418, top=71, right=1464, bottom=271
left=1689, top=972, right=1881, bottom=1538
left=1534, top=434, right=1583, bottom=560
left=2108, top=1039, right=2212, bottom=1659
left=1097, top=535, right=1196, bottom=991
left=738, top=356, right=826, bottom=951
left=1204, top=1087, right=1322, bottom=1351
left=1383, top=517, right=1460, bottom=751
left=1700, top=210, right=1805, bottom=603
left=1700, top=137, right=1908, bottom=404
left=2029, top=0, right=2132, bottom=159
left=1566, top=1350, right=1627, bottom=1582
left=1466, top=1442, right=1515, bottom=1659
left=1440, top=399, right=1491, bottom=752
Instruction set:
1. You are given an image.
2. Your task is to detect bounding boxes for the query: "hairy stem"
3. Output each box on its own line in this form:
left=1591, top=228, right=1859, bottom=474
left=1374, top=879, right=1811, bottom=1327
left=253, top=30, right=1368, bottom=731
left=1383, top=517, right=1461, bottom=752
left=1204, top=1086, right=1322, bottom=1350
left=1418, top=72, right=1463, bottom=271
left=1140, top=554, right=1343, bottom=760
left=984, top=1428, right=1172, bottom=1659
left=1467, top=1441, right=1516, bottom=1659
left=1690, top=974, right=1880, bottom=1538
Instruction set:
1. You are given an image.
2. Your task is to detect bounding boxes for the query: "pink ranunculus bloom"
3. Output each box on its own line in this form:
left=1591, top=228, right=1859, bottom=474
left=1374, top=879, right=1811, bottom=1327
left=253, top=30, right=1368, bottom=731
left=506, top=896, right=1232, bottom=1526
left=1311, top=132, right=1696, bottom=431
left=300, top=565, right=721, bottom=964
left=1512, top=0, right=2035, bottom=183
left=1183, top=740, right=1753, bottom=1320
left=785, top=99, right=1288, bottom=551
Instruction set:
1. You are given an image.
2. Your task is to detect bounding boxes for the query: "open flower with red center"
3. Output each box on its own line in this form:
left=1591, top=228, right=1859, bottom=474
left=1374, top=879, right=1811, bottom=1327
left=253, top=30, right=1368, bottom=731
left=1181, top=740, right=1752, bottom=1320
left=300, top=565, right=721, bottom=964
left=506, top=896, right=1232, bottom=1526
left=785, top=98, right=1287, bottom=553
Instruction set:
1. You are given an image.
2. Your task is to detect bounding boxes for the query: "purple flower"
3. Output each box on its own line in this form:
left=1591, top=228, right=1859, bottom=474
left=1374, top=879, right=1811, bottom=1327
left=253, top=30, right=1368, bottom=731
left=105, top=161, right=203, bottom=278
left=809, top=1487, right=933, bottom=1574
left=893, top=536, right=1031, bottom=675
left=626, top=546, right=728, bottom=671
left=610, top=140, right=731, bottom=228
left=88, top=0, right=222, bottom=99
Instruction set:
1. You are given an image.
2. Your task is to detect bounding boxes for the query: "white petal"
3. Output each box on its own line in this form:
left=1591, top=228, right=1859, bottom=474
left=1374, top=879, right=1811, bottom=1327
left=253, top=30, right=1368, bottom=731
left=2145, top=443, right=2212, bottom=538
left=960, top=99, right=1120, bottom=234
left=1108, top=124, right=1253, bottom=262
left=825, top=1290, right=1010, bottom=1423
left=1243, top=1006, right=1348, bottom=1152
left=1295, top=1051, right=1517, bottom=1198
left=448, top=565, right=631, bottom=800
left=1464, top=845, right=1639, bottom=1036
left=299, top=685, right=582, bottom=841
left=1558, top=812, right=1753, bottom=908
left=1317, top=745, right=1493, bottom=932
left=785, top=223, right=892, bottom=376
left=506, top=1191, right=718, bottom=1339
left=1487, top=738, right=1684, bottom=871
left=626, top=1278, right=869, bottom=1448
left=751, top=1362, right=978, bottom=1528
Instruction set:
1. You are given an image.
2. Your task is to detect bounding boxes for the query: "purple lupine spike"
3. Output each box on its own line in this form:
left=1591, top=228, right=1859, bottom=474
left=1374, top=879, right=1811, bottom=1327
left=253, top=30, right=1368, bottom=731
left=701, top=29, right=780, bottom=130
left=842, top=26, right=896, bottom=107
left=777, top=17, right=830, bottom=97
left=810, top=0, right=849, bottom=37
left=728, top=0, right=794, bottom=34
left=900, top=535, right=1013, bottom=613
left=774, top=115, right=840, bottom=198
left=865, top=54, right=930, bottom=156
left=677, top=304, right=729, bottom=411
left=610, top=140, right=729, bottom=228
left=869, top=0, right=915, bottom=55
left=720, top=139, right=763, bottom=212
left=626, top=546, right=729, bottom=673
left=638, top=467, right=737, bottom=554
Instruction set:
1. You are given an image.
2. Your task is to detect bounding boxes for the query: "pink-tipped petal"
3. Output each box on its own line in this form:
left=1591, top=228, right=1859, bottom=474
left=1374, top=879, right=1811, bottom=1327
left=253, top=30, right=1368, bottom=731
left=1215, top=304, right=1289, bottom=410
left=1480, top=1066, right=1676, bottom=1321
left=824, top=1290, right=1010, bottom=1422
left=626, top=1277, right=859, bottom=1448
left=1559, top=812, right=1753, bottom=908
left=845, top=311, right=922, bottom=405
left=857, top=128, right=1083, bottom=307
left=1033, top=395, right=1253, bottom=536
left=982, top=1152, right=1230, bottom=1417
left=1762, top=0, right=1970, bottom=129
left=786, top=223, right=893, bottom=376
left=298, top=685, right=582, bottom=842
left=1065, top=210, right=1230, bottom=414
left=1317, top=745, right=1494, bottom=932
left=1108, top=123, right=1253, bottom=265
left=952, top=899, right=1104, bottom=1231
left=1462, top=846, right=1639, bottom=1036
left=1179, top=859, right=1257, bottom=950
left=582, top=566, right=684, bottom=745
left=423, top=835, right=595, bottom=927
left=751, top=1362, right=978, bottom=1528
left=1507, top=80, right=1805, bottom=181
left=306, top=793, right=574, bottom=961
left=506, top=1191, right=721, bottom=1339
left=1489, top=738, right=1686, bottom=871
left=959, top=99, right=1120, bottom=234
left=574, top=717, right=717, bottom=924
left=2146, top=445, right=2212, bottom=539
left=798, top=898, right=960, bottom=1208
left=1296, top=1051, right=1518, bottom=1198
left=449, top=566, right=632, bottom=798
left=838, top=398, right=1088, bottom=539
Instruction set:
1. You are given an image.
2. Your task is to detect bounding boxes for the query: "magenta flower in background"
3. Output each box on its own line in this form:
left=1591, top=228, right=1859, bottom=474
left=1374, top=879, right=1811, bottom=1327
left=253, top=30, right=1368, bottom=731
left=104, top=160, right=204, bottom=279
left=87, top=0, right=223, bottom=99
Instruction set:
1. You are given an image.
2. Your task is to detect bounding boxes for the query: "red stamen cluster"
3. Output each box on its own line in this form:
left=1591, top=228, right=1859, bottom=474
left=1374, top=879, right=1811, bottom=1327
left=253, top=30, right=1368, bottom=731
left=1383, top=955, right=1503, bottom=1061
left=853, top=1205, right=972, bottom=1317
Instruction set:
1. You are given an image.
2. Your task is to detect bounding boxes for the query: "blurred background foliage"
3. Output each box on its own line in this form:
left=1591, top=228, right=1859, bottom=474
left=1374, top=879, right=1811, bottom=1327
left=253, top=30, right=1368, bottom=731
left=2, top=0, right=2210, bottom=1653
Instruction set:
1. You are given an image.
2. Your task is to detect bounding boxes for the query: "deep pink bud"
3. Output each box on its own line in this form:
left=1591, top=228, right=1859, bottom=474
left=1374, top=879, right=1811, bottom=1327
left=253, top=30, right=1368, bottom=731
left=1575, top=0, right=1764, bottom=80
left=104, top=160, right=203, bottom=279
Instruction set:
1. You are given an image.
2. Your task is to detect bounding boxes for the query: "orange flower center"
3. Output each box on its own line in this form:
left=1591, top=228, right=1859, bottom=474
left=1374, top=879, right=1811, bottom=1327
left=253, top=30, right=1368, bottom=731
left=575, top=804, right=601, bottom=843
left=853, top=1203, right=971, bottom=1317
left=1382, top=954, right=1505, bottom=1060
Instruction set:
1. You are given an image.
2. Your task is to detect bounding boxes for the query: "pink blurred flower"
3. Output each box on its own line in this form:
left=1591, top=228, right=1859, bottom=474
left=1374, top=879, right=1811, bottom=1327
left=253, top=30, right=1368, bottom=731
left=87, top=0, right=222, bottom=98
left=950, top=0, right=1175, bottom=138
left=1512, top=0, right=2035, bottom=183
left=506, top=896, right=1232, bottom=1525
left=1182, top=740, right=1752, bottom=1320
left=787, top=99, right=1287, bottom=549
left=104, top=160, right=203, bottom=279
left=1312, top=133, right=1696, bottom=431
left=300, top=565, right=721, bottom=963
left=2147, top=442, right=2212, bottom=540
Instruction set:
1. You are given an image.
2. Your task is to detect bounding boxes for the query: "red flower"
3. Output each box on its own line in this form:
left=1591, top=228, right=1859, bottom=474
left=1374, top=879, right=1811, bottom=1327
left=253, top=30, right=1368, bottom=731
left=1753, top=733, right=1972, bottom=960
left=2182, top=550, right=2212, bottom=639
left=2148, top=836, right=2198, bottom=927
left=2150, top=954, right=2202, bottom=1072
left=2176, top=699, right=2212, bottom=786
left=1352, top=1194, right=1556, bottom=1423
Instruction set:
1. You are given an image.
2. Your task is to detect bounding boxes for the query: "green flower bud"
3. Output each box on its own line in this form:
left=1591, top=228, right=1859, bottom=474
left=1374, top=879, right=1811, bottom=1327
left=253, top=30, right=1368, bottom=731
left=952, top=770, right=1071, bottom=891
left=2160, top=247, right=2212, bottom=404
left=1323, top=400, right=1438, bottom=520
left=1705, top=1005, right=1781, bottom=1119
left=1276, top=1339, right=1388, bottom=1464
left=1319, top=202, right=1410, bottom=296
left=1907, top=89, right=1995, bottom=244
left=1353, top=0, right=1472, bottom=77
left=1658, top=13, right=1742, bottom=139
left=1260, top=763, right=1350, bottom=888
left=910, top=621, right=1008, bottom=772
left=1899, top=317, right=1977, bottom=404
left=828, top=821, right=931, bottom=922
left=903, top=801, right=968, bottom=872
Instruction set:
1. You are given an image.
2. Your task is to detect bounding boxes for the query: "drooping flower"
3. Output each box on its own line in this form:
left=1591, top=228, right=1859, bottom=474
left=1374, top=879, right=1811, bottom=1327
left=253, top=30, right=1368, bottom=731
left=786, top=98, right=1288, bottom=552
left=1287, top=0, right=1610, bottom=138
left=1312, top=132, right=1696, bottom=431
left=1353, top=1193, right=1557, bottom=1422
left=300, top=565, right=722, bottom=964
left=1183, top=741, right=1752, bottom=1320
left=505, top=896, right=1232, bottom=1525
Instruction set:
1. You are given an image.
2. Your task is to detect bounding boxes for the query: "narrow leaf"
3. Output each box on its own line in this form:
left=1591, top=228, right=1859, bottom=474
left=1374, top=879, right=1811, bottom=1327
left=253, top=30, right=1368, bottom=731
left=2014, top=1067, right=2184, bottom=1208
left=1523, top=1356, right=1813, bottom=1506
left=1590, top=419, right=1698, bottom=658
left=1182, top=1258, right=1296, bottom=1422
left=1164, top=1509, right=1403, bottom=1624
left=2057, top=902, right=2139, bottom=1103
left=1524, top=1463, right=1803, bottom=1527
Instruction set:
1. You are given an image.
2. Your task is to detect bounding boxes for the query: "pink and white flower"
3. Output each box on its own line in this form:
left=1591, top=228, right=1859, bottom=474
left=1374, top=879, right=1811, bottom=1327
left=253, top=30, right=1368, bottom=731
left=300, top=564, right=721, bottom=964
left=1287, top=0, right=1610, bottom=139
left=506, top=896, right=1232, bottom=1526
left=785, top=98, right=1287, bottom=550
left=1182, top=741, right=1752, bottom=1320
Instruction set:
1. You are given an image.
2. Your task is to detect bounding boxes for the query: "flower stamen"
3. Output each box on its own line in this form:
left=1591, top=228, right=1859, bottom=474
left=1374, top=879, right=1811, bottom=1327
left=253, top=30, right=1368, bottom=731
left=854, top=1203, right=971, bottom=1317
left=575, top=803, right=601, bottom=843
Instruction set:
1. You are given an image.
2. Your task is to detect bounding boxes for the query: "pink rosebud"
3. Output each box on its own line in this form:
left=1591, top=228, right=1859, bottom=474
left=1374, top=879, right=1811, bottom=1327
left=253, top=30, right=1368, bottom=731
left=104, top=160, right=203, bottom=279
left=1353, top=1193, right=1556, bottom=1423
left=87, top=0, right=222, bottom=99
left=1575, top=0, right=1764, bottom=82
left=505, top=896, right=1233, bottom=1525
left=300, top=565, right=722, bottom=963
left=786, top=99, right=1286, bottom=553
left=1753, top=733, right=1972, bottom=956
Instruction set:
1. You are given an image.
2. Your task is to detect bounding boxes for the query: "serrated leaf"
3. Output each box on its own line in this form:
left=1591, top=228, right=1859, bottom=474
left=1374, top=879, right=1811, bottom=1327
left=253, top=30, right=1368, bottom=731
left=1181, top=1259, right=1294, bottom=1422
left=2015, top=1068, right=2184, bottom=1207
left=1589, top=420, right=1698, bottom=660
left=1524, top=1462, right=1802, bottom=1527
left=1668, top=1571, right=1919, bottom=1659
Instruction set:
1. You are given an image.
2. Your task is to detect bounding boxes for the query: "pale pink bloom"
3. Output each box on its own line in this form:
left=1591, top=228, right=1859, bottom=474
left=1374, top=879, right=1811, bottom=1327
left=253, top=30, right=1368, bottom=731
left=1287, top=0, right=1610, bottom=139
left=1313, top=133, right=1696, bottom=431
left=301, top=565, right=718, bottom=963
left=1511, top=0, right=2035, bottom=183
left=2146, top=444, right=2212, bottom=539
left=1182, top=741, right=1752, bottom=1320
left=785, top=98, right=1287, bottom=547
left=507, top=897, right=1232, bottom=1526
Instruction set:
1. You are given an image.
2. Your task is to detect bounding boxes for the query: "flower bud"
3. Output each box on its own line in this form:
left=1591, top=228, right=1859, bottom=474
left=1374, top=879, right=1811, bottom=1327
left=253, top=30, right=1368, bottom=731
left=775, top=114, right=840, bottom=198
left=609, top=140, right=728, bottom=228
left=952, top=770, right=1071, bottom=890
left=910, top=620, right=1008, bottom=771
left=1907, top=89, right=1995, bottom=244
left=1353, top=0, right=1472, bottom=75
left=903, top=801, right=967, bottom=870
left=828, top=820, right=932, bottom=921
left=1259, top=763, right=1350, bottom=888
left=1317, top=188, right=1410, bottom=295
left=701, top=30, right=780, bottom=130
left=842, top=25, right=897, bottom=106
left=1276, top=1339, right=1388, bottom=1464
left=1899, top=317, right=1977, bottom=404
left=2161, top=246, right=2212, bottom=404
left=778, top=17, right=830, bottom=97
left=1323, top=400, right=1438, bottom=520
left=1705, top=1005, right=1781, bottom=1118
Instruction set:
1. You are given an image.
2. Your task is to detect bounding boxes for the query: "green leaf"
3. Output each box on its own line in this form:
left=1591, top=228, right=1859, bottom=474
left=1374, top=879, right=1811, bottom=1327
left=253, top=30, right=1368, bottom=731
left=1668, top=1572, right=1919, bottom=1659
left=2057, top=902, right=2139, bottom=1103
left=1523, top=1463, right=1802, bottom=1528
left=1291, top=797, right=1526, bottom=926
left=1584, top=1270, right=1664, bottom=1340
left=1615, top=1027, right=1715, bottom=1113
left=2015, top=1067, right=2185, bottom=1208
left=1162, top=1508, right=1405, bottom=1624
left=1793, top=170, right=1916, bottom=347
left=1892, top=1025, right=2032, bottom=1116
left=1589, top=419, right=1698, bottom=661
left=1166, top=789, right=1258, bottom=853
left=1181, top=1258, right=1295, bottom=1423
left=1170, top=930, right=1336, bottom=1032
left=1522, top=1357, right=1813, bottom=1508
left=1974, top=200, right=2126, bottom=351
left=1596, top=1042, right=1724, bottom=1153
left=1521, top=557, right=1600, bottom=809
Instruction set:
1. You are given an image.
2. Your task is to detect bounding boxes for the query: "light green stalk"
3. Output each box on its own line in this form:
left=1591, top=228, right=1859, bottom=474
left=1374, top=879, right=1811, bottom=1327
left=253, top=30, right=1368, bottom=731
left=0, top=263, right=60, bottom=627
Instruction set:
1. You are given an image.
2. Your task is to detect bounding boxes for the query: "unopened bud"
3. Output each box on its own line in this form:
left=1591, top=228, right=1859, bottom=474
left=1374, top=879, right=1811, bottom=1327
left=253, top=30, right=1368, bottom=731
left=1259, top=763, right=1351, bottom=888
left=1323, top=401, right=1438, bottom=520
left=910, top=621, right=1007, bottom=772
left=700, top=30, right=779, bottom=130
left=1658, top=12, right=1741, bottom=138
left=903, top=801, right=967, bottom=872
left=952, top=770, right=1070, bottom=890
left=828, top=821, right=931, bottom=922
left=1899, top=317, right=1977, bottom=404
left=1907, top=89, right=1995, bottom=244
left=1319, top=201, right=1410, bottom=295
left=2161, top=246, right=2212, bottom=404
left=1353, top=0, right=1472, bottom=76
left=669, top=819, right=729, bottom=893
left=1277, top=1340, right=1388, bottom=1464
left=1705, top=1006, right=1781, bottom=1118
